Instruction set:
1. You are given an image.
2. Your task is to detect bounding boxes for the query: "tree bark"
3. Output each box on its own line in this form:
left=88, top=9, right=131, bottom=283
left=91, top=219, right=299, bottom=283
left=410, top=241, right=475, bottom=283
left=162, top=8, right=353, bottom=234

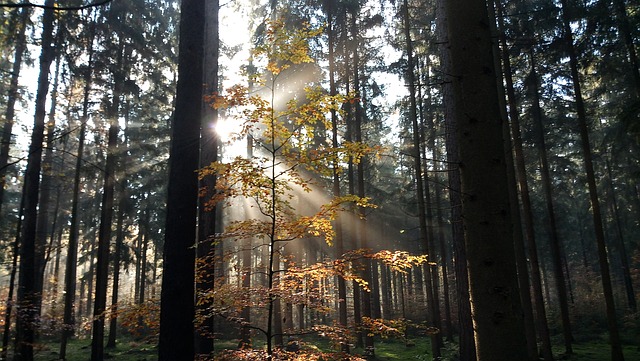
left=90, top=39, right=125, bottom=361
left=401, top=0, right=441, bottom=356
left=14, top=2, right=56, bottom=359
left=491, top=4, right=554, bottom=358
left=0, top=7, right=29, bottom=218
left=605, top=158, right=636, bottom=312
left=325, top=0, right=349, bottom=351
left=436, top=0, right=476, bottom=358
left=613, top=0, right=640, bottom=98
left=528, top=46, right=574, bottom=354
left=444, top=0, right=527, bottom=359
left=158, top=0, right=204, bottom=359
left=559, top=1, right=625, bottom=360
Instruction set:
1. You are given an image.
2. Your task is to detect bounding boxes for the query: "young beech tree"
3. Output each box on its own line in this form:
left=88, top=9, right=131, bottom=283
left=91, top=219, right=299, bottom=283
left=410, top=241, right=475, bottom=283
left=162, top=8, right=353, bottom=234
left=198, top=20, right=426, bottom=360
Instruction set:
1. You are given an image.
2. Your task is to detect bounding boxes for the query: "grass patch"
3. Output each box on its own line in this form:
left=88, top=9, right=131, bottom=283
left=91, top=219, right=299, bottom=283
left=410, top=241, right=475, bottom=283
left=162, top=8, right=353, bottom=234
left=24, top=335, right=640, bottom=360
left=31, top=337, right=157, bottom=361
left=552, top=341, right=640, bottom=361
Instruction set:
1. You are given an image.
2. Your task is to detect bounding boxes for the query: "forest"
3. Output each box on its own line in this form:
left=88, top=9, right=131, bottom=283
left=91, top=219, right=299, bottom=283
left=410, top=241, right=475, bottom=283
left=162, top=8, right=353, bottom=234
left=0, top=0, right=639, bottom=360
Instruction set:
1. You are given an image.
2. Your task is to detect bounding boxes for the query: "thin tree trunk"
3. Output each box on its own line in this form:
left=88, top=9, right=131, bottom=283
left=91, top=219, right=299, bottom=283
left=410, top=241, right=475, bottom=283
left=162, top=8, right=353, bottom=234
left=34, top=37, right=63, bottom=321
left=341, top=5, right=362, bottom=348
left=528, top=46, right=574, bottom=354
left=349, top=7, right=375, bottom=356
left=325, top=0, right=349, bottom=351
left=195, top=0, right=219, bottom=354
left=1, top=184, right=26, bottom=361
left=106, top=184, right=127, bottom=348
left=559, top=1, right=625, bottom=360
left=401, top=0, right=439, bottom=356
left=15, top=2, right=56, bottom=359
left=613, top=0, right=640, bottom=98
left=605, top=158, right=636, bottom=312
left=495, top=4, right=556, bottom=361
left=0, top=7, right=29, bottom=217
left=90, top=35, right=125, bottom=361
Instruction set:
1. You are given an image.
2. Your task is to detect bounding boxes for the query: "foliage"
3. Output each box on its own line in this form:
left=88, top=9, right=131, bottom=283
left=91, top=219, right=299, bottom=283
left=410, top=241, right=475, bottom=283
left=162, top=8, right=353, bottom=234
left=197, top=19, right=426, bottom=355
left=118, top=299, right=160, bottom=341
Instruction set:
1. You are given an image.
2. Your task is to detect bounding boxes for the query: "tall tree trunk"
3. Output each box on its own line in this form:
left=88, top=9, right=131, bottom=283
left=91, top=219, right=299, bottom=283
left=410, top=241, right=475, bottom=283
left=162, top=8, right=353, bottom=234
left=341, top=4, right=362, bottom=349
left=195, top=0, right=219, bottom=355
left=0, top=7, right=29, bottom=217
left=34, top=37, right=63, bottom=322
left=15, top=2, right=56, bottom=359
left=436, top=0, right=475, bottom=358
left=489, top=1, right=536, bottom=360
left=528, top=46, right=575, bottom=354
left=2, top=185, right=26, bottom=360
left=433, top=141, right=453, bottom=342
left=402, top=0, right=439, bottom=357
left=559, top=1, right=625, bottom=360
left=605, top=158, right=636, bottom=312
left=349, top=7, right=374, bottom=356
left=489, top=2, right=553, bottom=361
left=90, top=37, right=124, bottom=359
left=444, top=0, right=527, bottom=359
left=613, top=0, right=640, bottom=97
left=158, top=0, right=204, bottom=359
left=325, top=0, right=349, bottom=352
left=106, top=181, right=127, bottom=349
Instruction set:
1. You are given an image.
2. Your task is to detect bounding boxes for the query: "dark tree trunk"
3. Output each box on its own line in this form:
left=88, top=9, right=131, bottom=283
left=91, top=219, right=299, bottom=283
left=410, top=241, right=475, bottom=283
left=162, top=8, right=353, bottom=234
left=2, top=186, right=25, bottom=360
left=106, top=184, right=127, bottom=349
left=490, top=0, right=551, bottom=360
left=0, top=7, right=29, bottom=217
left=436, top=0, right=475, bottom=356
left=90, top=38, right=124, bottom=359
left=15, top=2, right=56, bottom=359
left=0, top=9, right=29, bottom=351
left=492, top=5, right=554, bottom=358
left=158, top=0, right=204, bottom=359
left=348, top=7, right=375, bottom=356
left=401, top=1, right=441, bottom=357
left=613, top=0, right=640, bottom=97
left=444, top=0, right=527, bottom=359
left=325, top=0, right=349, bottom=351
left=605, top=158, right=636, bottom=312
left=559, top=1, right=625, bottom=360
left=342, top=5, right=362, bottom=348
left=528, top=46, right=574, bottom=354
left=34, top=38, right=63, bottom=322
left=195, top=0, right=219, bottom=355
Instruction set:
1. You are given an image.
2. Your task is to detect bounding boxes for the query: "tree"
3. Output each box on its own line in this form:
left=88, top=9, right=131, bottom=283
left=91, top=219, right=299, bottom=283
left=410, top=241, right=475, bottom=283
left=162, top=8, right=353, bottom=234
left=59, top=14, right=96, bottom=360
left=401, top=0, right=441, bottom=357
left=14, top=2, right=56, bottom=360
left=158, top=0, right=204, bottom=359
left=444, top=0, right=527, bottom=358
left=0, top=7, right=29, bottom=218
left=435, top=0, right=475, bottom=357
left=491, top=3, right=554, bottom=359
left=558, top=0, right=625, bottom=359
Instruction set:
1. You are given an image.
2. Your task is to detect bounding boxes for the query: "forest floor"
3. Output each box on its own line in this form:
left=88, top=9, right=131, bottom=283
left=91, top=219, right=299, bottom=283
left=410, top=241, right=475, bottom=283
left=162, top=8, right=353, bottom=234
left=27, top=335, right=640, bottom=360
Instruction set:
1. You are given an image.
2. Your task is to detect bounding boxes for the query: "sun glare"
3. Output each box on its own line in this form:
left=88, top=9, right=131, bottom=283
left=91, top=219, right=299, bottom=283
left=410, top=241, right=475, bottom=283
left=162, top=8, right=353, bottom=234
left=214, top=117, right=248, bottom=160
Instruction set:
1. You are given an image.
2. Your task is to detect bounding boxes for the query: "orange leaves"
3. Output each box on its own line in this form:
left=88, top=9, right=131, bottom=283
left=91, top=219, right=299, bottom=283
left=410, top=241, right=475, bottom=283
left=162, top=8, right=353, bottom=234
left=254, top=19, right=323, bottom=76
left=368, top=250, right=429, bottom=273
left=119, top=300, right=160, bottom=340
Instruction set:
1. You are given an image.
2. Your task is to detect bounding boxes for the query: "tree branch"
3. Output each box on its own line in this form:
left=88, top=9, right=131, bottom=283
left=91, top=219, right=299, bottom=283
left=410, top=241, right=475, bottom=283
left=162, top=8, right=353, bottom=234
left=0, top=0, right=113, bottom=11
